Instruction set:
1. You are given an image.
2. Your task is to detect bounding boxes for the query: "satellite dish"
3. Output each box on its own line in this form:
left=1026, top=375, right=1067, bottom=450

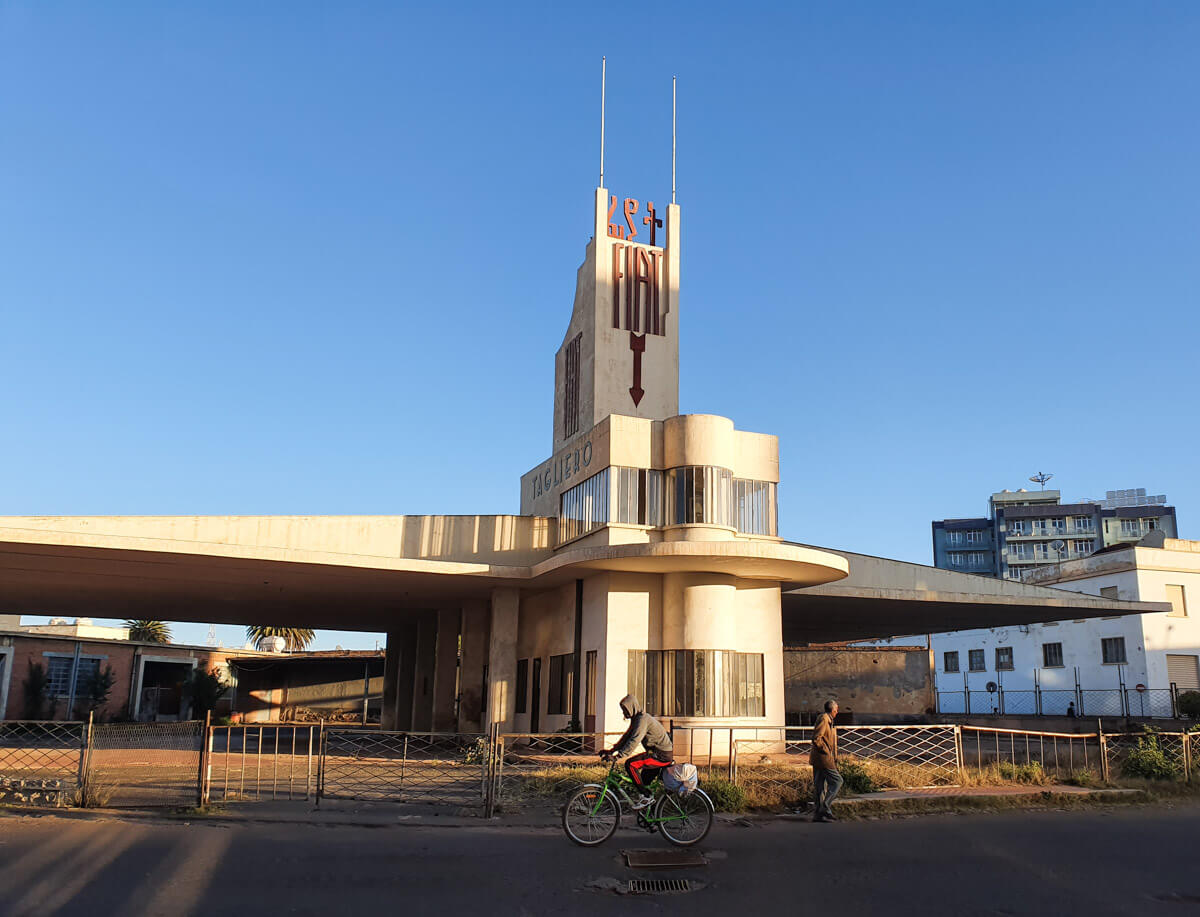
left=1050, top=539, right=1067, bottom=554
left=986, top=682, right=998, bottom=694
left=1029, top=471, right=1054, bottom=490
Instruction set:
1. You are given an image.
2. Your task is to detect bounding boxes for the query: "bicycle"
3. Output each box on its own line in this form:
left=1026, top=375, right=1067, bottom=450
left=561, top=758, right=714, bottom=847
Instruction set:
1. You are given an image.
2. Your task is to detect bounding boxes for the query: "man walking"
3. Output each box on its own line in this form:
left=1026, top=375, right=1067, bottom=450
left=809, top=699, right=842, bottom=823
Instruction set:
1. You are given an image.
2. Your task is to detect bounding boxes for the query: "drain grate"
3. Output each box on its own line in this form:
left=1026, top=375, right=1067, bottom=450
left=627, top=878, right=695, bottom=895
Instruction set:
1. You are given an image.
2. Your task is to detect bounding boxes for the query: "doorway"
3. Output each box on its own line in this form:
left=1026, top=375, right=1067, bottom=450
left=530, top=658, right=542, bottom=733
left=138, top=660, right=194, bottom=721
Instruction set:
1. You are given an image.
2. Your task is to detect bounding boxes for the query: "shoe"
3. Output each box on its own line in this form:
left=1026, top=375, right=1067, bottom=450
left=631, top=795, right=654, bottom=811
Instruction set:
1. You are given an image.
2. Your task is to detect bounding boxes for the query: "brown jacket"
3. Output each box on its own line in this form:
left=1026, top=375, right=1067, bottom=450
left=809, top=712, right=838, bottom=771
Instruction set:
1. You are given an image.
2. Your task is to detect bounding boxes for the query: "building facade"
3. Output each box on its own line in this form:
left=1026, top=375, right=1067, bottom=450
left=932, top=487, right=1178, bottom=582
left=931, top=536, right=1200, bottom=716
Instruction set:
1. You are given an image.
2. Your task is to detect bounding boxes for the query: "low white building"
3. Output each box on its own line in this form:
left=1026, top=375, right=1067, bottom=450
left=930, top=535, right=1200, bottom=717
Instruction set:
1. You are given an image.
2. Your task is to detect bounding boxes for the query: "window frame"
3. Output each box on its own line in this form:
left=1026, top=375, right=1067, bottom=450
left=995, top=646, right=1014, bottom=671
left=515, top=658, right=529, bottom=715
left=968, top=649, right=986, bottom=672
left=1101, top=637, right=1127, bottom=665
left=1042, top=642, right=1064, bottom=668
left=943, top=651, right=959, bottom=674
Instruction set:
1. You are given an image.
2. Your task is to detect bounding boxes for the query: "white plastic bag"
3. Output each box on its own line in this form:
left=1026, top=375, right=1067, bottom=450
left=662, top=762, right=698, bottom=796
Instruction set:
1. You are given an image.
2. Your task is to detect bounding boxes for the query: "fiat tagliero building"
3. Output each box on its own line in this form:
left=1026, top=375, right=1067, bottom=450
left=0, top=187, right=1160, bottom=741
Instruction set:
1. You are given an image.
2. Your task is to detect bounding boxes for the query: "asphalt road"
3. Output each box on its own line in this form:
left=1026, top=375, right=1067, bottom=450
left=2, top=804, right=1199, bottom=916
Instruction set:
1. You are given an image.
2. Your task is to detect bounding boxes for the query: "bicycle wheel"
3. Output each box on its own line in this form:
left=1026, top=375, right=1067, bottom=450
left=562, top=785, right=621, bottom=846
left=655, top=789, right=713, bottom=846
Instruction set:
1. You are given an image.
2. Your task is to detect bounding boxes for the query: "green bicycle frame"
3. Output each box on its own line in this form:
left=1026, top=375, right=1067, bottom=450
left=588, top=763, right=693, bottom=825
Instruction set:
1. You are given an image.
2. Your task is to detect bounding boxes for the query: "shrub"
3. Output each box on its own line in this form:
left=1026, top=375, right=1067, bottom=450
left=183, top=667, right=228, bottom=718
left=996, top=760, right=1046, bottom=785
left=1061, top=769, right=1098, bottom=788
left=840, top=761, right=879, bottom=794
left=75, top=665, right=116, bottom=720
left=1177, top=691, right=1200, bottom=719
left=702, top=775, right=747, bottom=812
left=1120, top=734, right=1179, bottom=780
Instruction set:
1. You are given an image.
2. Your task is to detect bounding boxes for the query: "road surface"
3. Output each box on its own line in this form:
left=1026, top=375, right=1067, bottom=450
left=1, top=804, right=1198, bottom=915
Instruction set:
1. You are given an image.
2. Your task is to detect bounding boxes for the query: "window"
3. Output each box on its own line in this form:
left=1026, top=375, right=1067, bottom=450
left=995, top=647, right=1014, bottom=671
left=627, top=649, right=765, bottom=717
left=1050, top=518, right=1066, bottom=534
left=1101, top=637, right=1127, bottom=665
left=946, top=552, right=963, bottom=567
left=1072, top=540, right=1094, bottom=557
left=515, top=659, right=529, bottom=714
left=1034, top=543, right=1051, bottom=560
left=559, top=469, right=610, bottom=543
left=664, top=466, right=735, bottom=528
left=968, top=649, right=986, bottom=672
left=1009, top=520, right=1028, bottom=536
left=943, top=651, right=959, bottom=673
left=1100, top=586, right=1119, bottom=600
left=45, top=656, right=101, bottom=697
left=1006, top=569, right=1023, bottom=582
left=1166, top=584, right=1188, bottom=618
left=966, top=530, right=986, bottom=545
left=585, top=650, right=597, bottom=717
left=1042, top=643, right=1064, bottom=668
left=562, top=332, right=582, bottom=439
left=946, top=531, right=964, bottom=546
left=612, top=467, right=664, bottom=527
left=734, top=479, right=777, bottom=536
left=547, top=653, right=574, bottom=715
left=1071, top=515, right=1094, bottom=533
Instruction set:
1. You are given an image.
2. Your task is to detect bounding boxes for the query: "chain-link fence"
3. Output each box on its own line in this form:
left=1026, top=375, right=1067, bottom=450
left=937, top=686, right=1184, bottom=718
left=207, top=724, right=317, bottom=802
left=0, top=721, right=86, bottom=805
left=318, top=730, right=487, bottom=807
left=85, top=721, right=204, bottom=807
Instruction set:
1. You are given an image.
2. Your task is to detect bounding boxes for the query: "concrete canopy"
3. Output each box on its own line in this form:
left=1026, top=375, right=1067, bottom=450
left=781, top=545, right=1169, bottom=644
left=0, top=517, right=847, bottom=631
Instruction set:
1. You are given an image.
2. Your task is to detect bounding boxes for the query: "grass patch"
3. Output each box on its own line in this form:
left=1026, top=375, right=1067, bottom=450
left=501, top=764, right=610, bottom=800
left=702, top=776, right=748, bottom=813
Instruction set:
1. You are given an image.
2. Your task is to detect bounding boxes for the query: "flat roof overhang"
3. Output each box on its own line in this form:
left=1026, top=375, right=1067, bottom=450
left=0, top=528, right=847, bottom=631
left=781, top=545, right=1169, bottom=643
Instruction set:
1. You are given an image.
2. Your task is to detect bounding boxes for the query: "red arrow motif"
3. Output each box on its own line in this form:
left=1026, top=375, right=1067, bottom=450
left=629, top=332, right=645, bottom=407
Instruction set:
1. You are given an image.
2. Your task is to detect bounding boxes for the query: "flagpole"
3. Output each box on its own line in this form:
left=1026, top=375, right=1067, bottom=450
left=671, top=76, right=677, bottom=204
left=600, top=57, right=606, bottom=187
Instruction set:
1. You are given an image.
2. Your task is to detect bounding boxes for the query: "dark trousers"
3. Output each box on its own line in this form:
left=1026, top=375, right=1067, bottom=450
left=813, top=766, right=843, bottom=817
left=626, top=752, right=673, bottom=792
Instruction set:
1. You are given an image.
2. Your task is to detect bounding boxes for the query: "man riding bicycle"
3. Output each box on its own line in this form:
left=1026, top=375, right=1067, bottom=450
left=601, top=694, right=673, bottom=808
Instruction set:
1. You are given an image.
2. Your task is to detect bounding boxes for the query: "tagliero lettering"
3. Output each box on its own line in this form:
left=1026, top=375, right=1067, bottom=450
left=532, top=440, right=594, bottom=499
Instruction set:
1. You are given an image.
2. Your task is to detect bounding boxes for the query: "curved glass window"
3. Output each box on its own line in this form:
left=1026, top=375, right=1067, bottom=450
left=734, top=479, right=778, bottom=536
left=664, top=466, right=735, bottom=527
left=559, top=468, right=610, bottom=543
left=628, top=649, right=765, bottom=717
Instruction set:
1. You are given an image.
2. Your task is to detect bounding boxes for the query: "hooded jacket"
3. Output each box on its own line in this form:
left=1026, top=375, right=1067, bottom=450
left=612, top=694, right=674, bottom=759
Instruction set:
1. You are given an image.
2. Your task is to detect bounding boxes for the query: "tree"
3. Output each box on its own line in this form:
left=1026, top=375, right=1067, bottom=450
left=75, top=664, right=117, bottom=719
left=245, top=626, right=314, bottom=652
left=125, top=620, right=172, bottom=643
left=21, top=661, right=51, bottom=719
left=183, top=667, right=228, bottom=718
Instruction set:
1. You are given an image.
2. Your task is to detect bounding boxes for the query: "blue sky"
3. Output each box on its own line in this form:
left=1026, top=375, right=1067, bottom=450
left=2, top=2, right=1197, bottom=649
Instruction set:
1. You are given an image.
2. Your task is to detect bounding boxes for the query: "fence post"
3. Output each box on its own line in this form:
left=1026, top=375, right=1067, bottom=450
left=1098, top=721, right=1109, bottom=783
left=1170, top=683, right=1179, bottom=719
left=315, top=719, right=326, bottom=808
left=1035, top=684, right=1043, bottom=717
left=954, top=725, right=965, bottom=783
left=78, top=712, right=94, bottom=805
left=197, top=710, right=211, bottom=807
left=731, top=738, right=738, bottom=785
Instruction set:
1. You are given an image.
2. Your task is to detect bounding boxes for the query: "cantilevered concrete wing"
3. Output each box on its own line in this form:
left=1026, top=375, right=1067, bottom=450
left=781, top=546, right=1168, bottom=644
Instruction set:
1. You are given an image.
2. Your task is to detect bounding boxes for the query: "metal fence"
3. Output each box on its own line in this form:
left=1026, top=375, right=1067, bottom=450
left=731, top=725, right=961, bottom=806
left=961, top=725, right=1101, bottom=780
left=206, top=724, right=318, bottom=802
left=937, top=685, right=1182, bottom=718
left=1103, top=731, right=1191, bottom=782
left=491, top=731, right=623, bottom=812
left=85, top=721, right=204, bottom=807
left=318, top=729, right=487, bottom=807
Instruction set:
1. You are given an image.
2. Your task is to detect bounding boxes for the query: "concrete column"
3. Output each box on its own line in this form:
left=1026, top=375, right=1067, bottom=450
left=487, top=588, right=520, bottom=732
left=432, top=607, right=461, bottom=732
left=411, top=611, right=438, bottom=732
left=383, top=620, right=418, bottom=731
left=457, top=599, right=489, bottom=733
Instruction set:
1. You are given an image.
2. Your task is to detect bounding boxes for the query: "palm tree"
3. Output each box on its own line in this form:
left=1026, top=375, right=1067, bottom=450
left=125, top=620, right=172, bottom=643
left=246, top=626, right=314, bottom=652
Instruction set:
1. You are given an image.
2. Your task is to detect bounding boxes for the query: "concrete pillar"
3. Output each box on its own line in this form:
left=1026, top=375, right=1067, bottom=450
left=383, top=620, right=418, bottom=731
left=457, top=599, right=489, bottom=733
left=411, top=611, right=438, bottom=732
left=487, top=588, right=520, bottom=732
left=432, top=607, right=461, bottom=732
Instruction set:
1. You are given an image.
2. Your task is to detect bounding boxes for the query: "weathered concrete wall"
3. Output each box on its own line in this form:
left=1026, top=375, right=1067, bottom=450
left=784, top=646, right=933, bottom=723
